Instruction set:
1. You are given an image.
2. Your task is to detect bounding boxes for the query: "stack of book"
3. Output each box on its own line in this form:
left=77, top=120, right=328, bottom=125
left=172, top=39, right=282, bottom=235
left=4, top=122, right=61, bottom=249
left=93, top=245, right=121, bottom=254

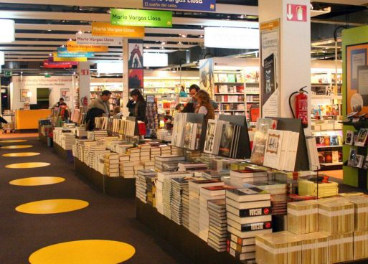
left=199, top=185, right=233, bottom=242
left=202, top=170, right=230, bottom=180
left=182, top=178, right=198, bottom=230
left=188, top=179, right=224, bottom=237
left=76, top=127, right=87, bottom=138
left=94, top=130, right=108, bottom=140
left=103, top=153, right=119, bottom=177
left=287, top=200, right=319, bottom=235
left=60, top=133, right=76, bottom=150
left=226, top=188, right=272, bottom=262
left=171, top=177, right=191, bottom=225
left=178, top=162, right=208, bottom=172
left=154, top=156, right=185, bottom=171
left=150, top=147, right=161, bottom=160
left=120, top=159, right=134, bottom=178
left=207, top=199, right=228, bottom=252
left=139, top=145, right=151, bottom=162
left=230, top=168, right=268, bottom=185
left=136, top=169, right=157, bottom=204
left=298, top=179, right=339, bottom=198
left=160, top=145, right=172, bottom=156
left=156, top=171, right=192, bottom=216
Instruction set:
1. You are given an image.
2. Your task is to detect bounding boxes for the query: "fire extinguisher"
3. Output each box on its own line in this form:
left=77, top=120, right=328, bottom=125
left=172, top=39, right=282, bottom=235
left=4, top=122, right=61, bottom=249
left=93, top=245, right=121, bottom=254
left=289, top=86, right=308, bottom=128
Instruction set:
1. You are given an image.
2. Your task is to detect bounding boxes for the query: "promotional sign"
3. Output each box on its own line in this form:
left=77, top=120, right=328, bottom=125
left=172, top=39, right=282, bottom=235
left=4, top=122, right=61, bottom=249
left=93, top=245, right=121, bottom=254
left=91, top=23, right=144, bottom=39
left=48, top=57, right=78, bottom=66
left=53, top=53, right=88, bottom=62
left=67, top=41, right=108, bottom=52
left=199, top=58, right=214, bottom=98
left=77, top=33, right=122, bottom=46
left=143, top=0, right=216, bottom=12
left=111, top=9, right=172, bottom=28
left=260, top=19, right=281, bottom=118
left=57, top=51, right=94, bottom=58
left=286, top=4, right=307, bottom=22
left=128, top=39, right=144, bottom=89
left=43, top=60, right=73, bottom=69
left=205, top=27, right=259, bottom=49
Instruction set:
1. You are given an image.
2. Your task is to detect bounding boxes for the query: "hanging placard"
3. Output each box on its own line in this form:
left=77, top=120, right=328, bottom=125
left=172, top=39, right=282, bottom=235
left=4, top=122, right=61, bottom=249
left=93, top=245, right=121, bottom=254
left=111, top=9, right=172, bottom=28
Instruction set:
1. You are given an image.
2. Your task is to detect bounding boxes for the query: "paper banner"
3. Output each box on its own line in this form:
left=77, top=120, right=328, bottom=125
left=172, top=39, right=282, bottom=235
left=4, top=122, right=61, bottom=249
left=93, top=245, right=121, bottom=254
left=67, top=41, right=108, bottom=52
left=53, top=53, right=88, bottom=62
left=91, top=23, right=144, bottom=38
left=111, top=9, right=172, bottom=28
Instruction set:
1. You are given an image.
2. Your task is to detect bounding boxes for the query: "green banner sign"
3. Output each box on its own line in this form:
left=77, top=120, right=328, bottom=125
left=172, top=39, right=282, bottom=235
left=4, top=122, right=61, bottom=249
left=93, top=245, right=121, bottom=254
left=111, top=9, right=172, bottom=28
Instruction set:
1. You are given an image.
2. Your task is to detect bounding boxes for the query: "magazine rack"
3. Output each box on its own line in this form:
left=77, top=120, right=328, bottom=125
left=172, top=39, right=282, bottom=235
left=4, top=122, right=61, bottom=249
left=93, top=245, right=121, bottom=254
left=272, top=117, right=310, bottom=171
left=218, top=115, right=251, bottom=159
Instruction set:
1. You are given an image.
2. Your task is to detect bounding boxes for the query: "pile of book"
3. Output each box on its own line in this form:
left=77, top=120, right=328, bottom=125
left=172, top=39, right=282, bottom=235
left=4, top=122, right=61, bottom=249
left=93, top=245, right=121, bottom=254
left=171, top=177, right=190, bottom=225
left=135, top=169, right=157, bottom=204
left=76, top=127, right=87, bottom=138
left=188, top=179, right=224, bottom=237
left=103, top=153, right=119, bottom=177
left=94, top=130, right=108, bottom=140
left=226, top=188, right=272, bottom=262
left=154, top=155, right=185, bottom=171
left=207, top=199, right=228, bottom=252
left=156, top=171, right=192, bottom=217
left=229, top=168, right=268, bottom=185
left=287, top=200, right=319, bottom=234
left=157, top=129, right=172, bottom=142
left=60, top=133, right=76, bottom=150
left=178, top=162, right=208, bottom=172
left=298, top=179, right=339, bottom=198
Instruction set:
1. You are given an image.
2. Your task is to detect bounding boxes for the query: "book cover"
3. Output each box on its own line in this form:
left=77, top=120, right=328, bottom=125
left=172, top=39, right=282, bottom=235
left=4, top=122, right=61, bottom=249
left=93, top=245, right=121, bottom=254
left=226, top=187, right=270, bottom=202
left=355, top=129, right=368, bottom=147
left=218, top=123, right=235, bottom=157
left=263, top=129, right=283, bottom=169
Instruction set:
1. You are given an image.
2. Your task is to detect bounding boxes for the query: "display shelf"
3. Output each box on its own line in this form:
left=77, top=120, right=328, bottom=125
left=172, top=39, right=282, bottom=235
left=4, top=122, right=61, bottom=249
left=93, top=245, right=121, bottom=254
left=317, top=145, right=343, bottom=149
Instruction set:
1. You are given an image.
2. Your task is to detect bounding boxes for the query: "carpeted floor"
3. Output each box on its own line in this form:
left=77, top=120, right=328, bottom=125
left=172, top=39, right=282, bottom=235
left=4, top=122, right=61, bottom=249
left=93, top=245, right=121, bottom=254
left=0, top=137, right=193, bottom=264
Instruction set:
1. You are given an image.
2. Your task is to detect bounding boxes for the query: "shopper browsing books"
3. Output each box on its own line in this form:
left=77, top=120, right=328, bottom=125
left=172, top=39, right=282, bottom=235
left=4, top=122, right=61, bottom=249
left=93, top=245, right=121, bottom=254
left=195, top=90, right=215, bottom=120
left=88, top=90, right=111, bottom=115
left=183, top=84, right=218, bottom=113
left=130, top=89, right=147, bottom=122
left=53, top=98, right=66, bottom=108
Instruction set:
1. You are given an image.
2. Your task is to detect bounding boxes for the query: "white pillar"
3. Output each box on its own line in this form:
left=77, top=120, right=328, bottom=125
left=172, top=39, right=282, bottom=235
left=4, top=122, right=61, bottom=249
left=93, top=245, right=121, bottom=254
left=259, top=0, right=311, bottom=134
left=122, top=39, right=129, bottom=118
left=77, top=62, right=91, bottom=112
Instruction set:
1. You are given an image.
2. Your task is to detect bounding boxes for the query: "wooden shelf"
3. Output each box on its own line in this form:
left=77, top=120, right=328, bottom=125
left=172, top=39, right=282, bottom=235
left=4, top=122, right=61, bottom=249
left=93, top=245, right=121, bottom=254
left=214, top=93, right=244, bottom=95
left=321, top=162, right=343, bottom=166
left=317, top=145, right=343, bottom=149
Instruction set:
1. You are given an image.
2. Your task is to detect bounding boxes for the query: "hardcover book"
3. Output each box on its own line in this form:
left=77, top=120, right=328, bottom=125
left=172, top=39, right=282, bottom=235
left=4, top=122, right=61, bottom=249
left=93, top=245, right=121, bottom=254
left=263, top=129, right=284, bottom=169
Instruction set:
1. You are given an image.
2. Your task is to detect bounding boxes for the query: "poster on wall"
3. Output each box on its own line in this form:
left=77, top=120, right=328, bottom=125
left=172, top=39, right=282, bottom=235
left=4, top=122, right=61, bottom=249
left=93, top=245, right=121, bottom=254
left=347, top=44, right=368, bottom=113
left=128, top=69, right=144, bottom=89
left=20, top=89, right=30, bottom=102
left=199, top=58, right=215, bottom=98
left=60, top=88, right=70, bottom=101
left=128, top=42, right=144, bottom=69
left=260, top=19, right=281, bottom=118
left=128, top=39, right=144, bottom=92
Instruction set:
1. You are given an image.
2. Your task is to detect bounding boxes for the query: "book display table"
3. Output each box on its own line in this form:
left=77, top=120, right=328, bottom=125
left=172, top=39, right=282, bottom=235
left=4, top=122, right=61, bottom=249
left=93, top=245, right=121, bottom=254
left=74, top=157, right=135, bottom=198
left=136, top=199, right=243, bottom=264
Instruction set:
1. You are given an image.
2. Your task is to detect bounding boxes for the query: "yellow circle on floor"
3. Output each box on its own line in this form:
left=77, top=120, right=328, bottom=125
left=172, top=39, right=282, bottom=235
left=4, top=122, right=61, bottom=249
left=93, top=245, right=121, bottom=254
left=3, top=152, right=40, bottom=157
left=29, top=240, right=136, bottom=264
left=0, top=139, right=27, bottom=143
left=1, top=145, right=33, bottom=149
left=10, top=177, right=65, bottom=187
left=16, top=199, right=89, bottom=215
left=6, top=162, right=50, bottom=169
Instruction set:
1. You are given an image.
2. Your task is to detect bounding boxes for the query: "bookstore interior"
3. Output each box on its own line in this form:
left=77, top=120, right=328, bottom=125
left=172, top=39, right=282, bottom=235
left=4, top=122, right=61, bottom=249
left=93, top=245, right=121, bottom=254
left=2, top=0, right=368, bottom=263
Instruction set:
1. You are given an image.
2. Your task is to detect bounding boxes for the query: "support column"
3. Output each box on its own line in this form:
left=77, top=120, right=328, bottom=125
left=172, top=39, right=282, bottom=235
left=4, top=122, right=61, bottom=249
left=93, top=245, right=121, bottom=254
left=123, top=39, right=129, bottom=118
left=77, top=62, right=91, bottom=112
left=259, top=0, right=311, bottom=134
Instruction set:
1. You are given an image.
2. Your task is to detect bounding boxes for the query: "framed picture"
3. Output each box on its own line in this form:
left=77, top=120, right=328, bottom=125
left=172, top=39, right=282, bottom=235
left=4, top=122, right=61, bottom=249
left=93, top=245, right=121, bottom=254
left=346, top=130, right=354, bottom=145
left=346, top=44, right=368, bottom=113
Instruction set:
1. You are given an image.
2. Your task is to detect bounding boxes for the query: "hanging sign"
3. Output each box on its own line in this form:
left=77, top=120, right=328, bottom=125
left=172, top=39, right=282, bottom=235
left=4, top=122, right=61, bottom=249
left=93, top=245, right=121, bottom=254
left=110, top=9, right=173, bottom=28
left=91, top=23, right=144, bottom=39
left=48, top=57, right=78, bottom=65
left=53, top=53, right=88, bottom=62
left=143, top=0, right=216, bottom=12
left=57, top=51, right=94, bottom=58
left=66, top=41, right=108, bottom=52
left=205, top=27, right=259, bottom=49
left=286, top=4, right=307, bottom=22
left=43, top=60, right=73, bottom=69
left=77, top=33, right=122, bottom=46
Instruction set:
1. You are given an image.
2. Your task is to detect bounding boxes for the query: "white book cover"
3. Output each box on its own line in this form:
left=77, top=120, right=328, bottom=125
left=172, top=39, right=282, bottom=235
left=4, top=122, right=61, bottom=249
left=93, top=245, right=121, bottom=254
left=263, top=129, right=284, bottom=170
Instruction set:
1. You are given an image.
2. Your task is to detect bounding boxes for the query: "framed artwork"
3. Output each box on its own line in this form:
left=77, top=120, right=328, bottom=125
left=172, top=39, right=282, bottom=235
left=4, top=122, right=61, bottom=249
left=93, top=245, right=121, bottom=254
left=20, top=89, right=30, bottom=102
left=346, top=43, right=368, bottom=113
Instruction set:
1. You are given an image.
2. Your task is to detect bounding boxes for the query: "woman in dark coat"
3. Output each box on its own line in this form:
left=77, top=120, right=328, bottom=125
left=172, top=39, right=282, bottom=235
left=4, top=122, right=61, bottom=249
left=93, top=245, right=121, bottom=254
left=130, top=89, right=146, bottom=122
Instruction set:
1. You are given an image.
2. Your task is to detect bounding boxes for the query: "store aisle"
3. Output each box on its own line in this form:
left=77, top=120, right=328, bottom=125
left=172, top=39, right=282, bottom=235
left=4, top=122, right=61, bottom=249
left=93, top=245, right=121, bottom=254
left=0, top=138, right=193, bottom=264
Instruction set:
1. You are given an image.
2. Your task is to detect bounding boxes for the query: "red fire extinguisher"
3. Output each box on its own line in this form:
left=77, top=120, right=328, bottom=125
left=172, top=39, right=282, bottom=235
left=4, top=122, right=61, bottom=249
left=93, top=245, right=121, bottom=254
left=289, top=86, right=308, bottom=128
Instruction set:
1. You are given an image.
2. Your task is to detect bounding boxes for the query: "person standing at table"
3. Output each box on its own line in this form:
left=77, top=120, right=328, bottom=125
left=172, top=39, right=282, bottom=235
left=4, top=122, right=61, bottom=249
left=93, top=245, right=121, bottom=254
left=88, top=90, right=112, bottom=116
left=130, top=89, right=147, bottom=122
left=195, top=90, right=215, bottom=120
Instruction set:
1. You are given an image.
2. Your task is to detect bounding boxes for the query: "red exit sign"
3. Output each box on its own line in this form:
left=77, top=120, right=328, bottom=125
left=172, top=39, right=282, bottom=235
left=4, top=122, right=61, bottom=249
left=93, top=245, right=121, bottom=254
left=286, top=4, right=307, bottom=22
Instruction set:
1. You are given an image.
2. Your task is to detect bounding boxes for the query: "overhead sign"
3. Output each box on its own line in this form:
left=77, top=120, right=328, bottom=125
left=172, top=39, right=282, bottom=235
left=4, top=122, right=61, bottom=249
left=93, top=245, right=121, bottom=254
left=286, top=4, right=307, bottom=22
left=43, top=60, right=73, bottom=69
left=144, top=53, right=168, bottom=67
left=67, top=41, right=108, bottom=52
left=110, top=9, right=172, bottom=28
left=57, top=51, right=95, bottom=58
left=205, top=27, right=259, bottom=49
left=91, top=23, right=144, bottom=39
left=48, top=57, right=78, bottom=66
left=77, top=33, right=122, bottom=46
left=53, top=53, right=88, bottom=62
left=143, top=0, right=216, bottom=12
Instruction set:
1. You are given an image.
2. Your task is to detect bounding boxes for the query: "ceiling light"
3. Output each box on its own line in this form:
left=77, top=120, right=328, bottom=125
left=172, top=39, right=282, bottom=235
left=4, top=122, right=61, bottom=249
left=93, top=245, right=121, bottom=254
left=77, top=31, right=83, bottom=34
left=48, top=29, right=52, bottom=32
left=0, top=20, right=15, bottom=43
left=69, top=38, right=73, bottom=41
left=181, top=34, right=187, bottom=38
left=49, top=53, right=52, bottom=56
left=161, top=42, right=166, bottom=45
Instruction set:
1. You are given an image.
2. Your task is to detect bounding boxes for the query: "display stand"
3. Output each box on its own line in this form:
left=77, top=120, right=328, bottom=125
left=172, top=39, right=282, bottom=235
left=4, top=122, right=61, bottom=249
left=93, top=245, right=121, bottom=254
left=74, top=157, right=135, bottom=198
left=136, top=200, right=242, bottom=264
left=53, top=142, right=74, bottom=163
left=218, top=114, right=251, bottom=159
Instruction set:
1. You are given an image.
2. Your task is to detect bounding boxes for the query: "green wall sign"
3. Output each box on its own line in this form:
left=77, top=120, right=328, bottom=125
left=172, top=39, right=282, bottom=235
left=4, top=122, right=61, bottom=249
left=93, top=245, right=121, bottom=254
left=111, top=9, right=172, bottom=28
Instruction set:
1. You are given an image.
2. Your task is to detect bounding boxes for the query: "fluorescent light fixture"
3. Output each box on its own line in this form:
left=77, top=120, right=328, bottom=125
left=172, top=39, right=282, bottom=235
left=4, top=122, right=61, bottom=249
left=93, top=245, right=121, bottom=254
left=205, top=27, right=259, bottom=49
left=97, top=62, right=123, bottom=74
left=144, top=53, right=168, bottom=67
left=0, top=51, right=4, bottom=65
left=0, top=20, right=15, bottom=43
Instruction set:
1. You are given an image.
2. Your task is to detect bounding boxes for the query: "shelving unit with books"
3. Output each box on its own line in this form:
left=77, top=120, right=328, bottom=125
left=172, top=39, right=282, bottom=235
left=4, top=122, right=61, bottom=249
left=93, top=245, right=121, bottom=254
left=144, top=71, right=199, bottom=115
left=310, top=61, right=343, bottom=170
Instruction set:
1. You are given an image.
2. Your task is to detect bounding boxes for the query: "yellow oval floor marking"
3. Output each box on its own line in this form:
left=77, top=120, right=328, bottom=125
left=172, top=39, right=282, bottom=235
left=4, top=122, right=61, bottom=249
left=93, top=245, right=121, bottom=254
left=1, top=145, right=33, bottom=149
left=29, top=240, right=136, bottom=264
left=10, top=177, right=65, bottom=187
left=3, top=152, right=40, bottom=157
left=16, top=199, right=89, bottom=215
left=6, top=162, right=50, bottom=169
left=0, top=139, right=27, bottom=143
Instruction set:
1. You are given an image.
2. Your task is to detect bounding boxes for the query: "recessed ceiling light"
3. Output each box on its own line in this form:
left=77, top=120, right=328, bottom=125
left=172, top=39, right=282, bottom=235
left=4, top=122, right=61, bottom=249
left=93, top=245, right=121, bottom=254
left=48, top=29, right=52, bottom=32
left=161, top=42, right=166, bottom=45
left=181, top=34, right=187, bottom=38
left=77, top=31, right=83, bottom=34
